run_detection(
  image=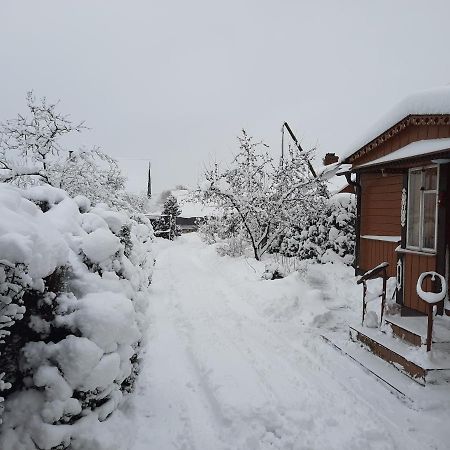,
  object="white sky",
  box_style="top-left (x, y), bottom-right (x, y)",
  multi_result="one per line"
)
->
top-left (1, 1), bottom-right (450, 193)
